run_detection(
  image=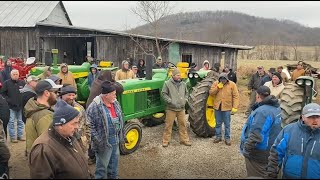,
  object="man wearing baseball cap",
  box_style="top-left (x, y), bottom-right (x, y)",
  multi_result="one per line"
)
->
top-left (267, 103), bottom-right (320, 179)
top-left (240, 86), bottom-right (282, 177)
top-left (24, 79), bottom-right (62, 154)
top-left (21, 75), bottom-right (40, 124)
top-left (29, 100), bottom-right (91, 178)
